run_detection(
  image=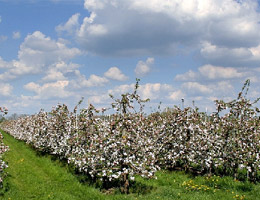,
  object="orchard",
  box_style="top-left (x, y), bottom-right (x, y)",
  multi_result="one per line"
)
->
top-left (1, 80), bottom-right (260, 192)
